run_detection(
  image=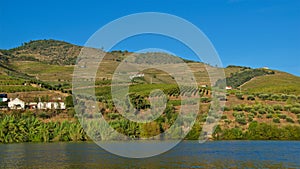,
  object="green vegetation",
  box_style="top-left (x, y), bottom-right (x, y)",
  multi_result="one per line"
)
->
top-left (241, 72), bottom-right (300, 95)
top-left (216, 68), bottom-right (274, 89)
top-left (5, 40), bottom-right (81, 65)
top-left (1, 39), bottom-right (300, 143)
top-left (214, 121), bottom-right (300, 140)
top-left (0, 114), bottom-right (87, 143)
